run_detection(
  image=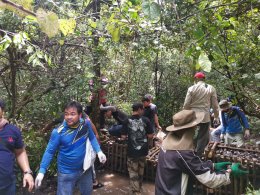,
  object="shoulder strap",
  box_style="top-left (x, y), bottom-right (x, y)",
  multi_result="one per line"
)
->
top-left (57, 124), bottom-right (65, 133)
